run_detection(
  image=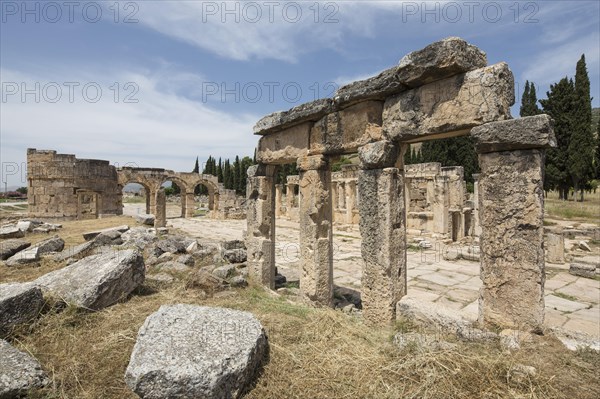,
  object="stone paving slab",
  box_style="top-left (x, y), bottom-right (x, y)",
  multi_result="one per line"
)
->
top-left (545, 295), bottom-right (588, 313)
